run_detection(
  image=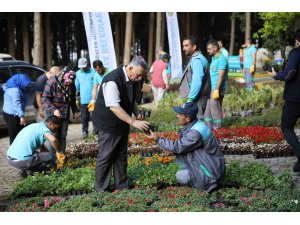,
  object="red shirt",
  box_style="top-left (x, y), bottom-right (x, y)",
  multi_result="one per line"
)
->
top-left (152, 60), bottom-right (167, 88)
